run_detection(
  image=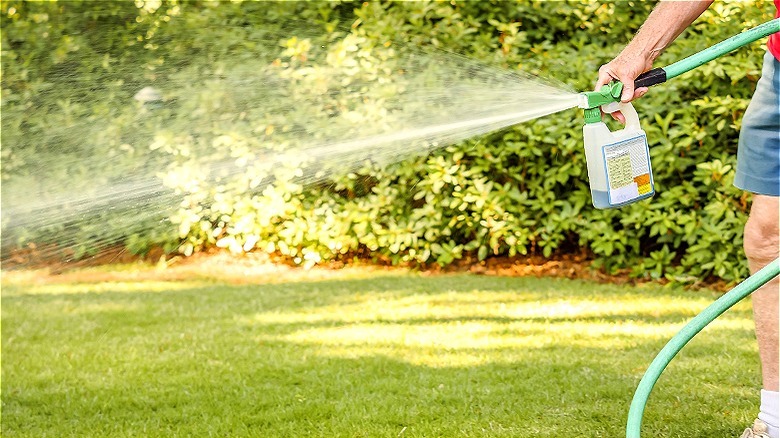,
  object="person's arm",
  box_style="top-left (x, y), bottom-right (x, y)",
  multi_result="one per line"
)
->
top-left (596, 0), bottom-right (713, 122)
